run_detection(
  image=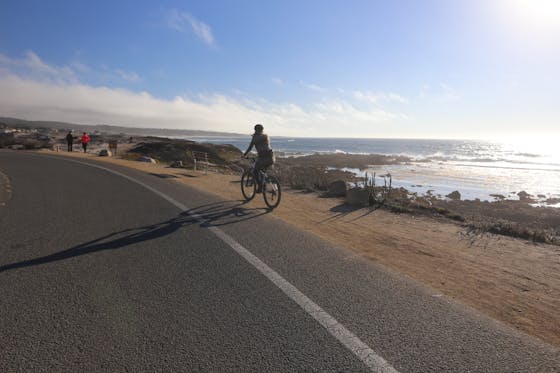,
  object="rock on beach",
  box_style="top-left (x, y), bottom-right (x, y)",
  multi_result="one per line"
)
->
top-left (446, 190), bottom-right (461, 200)
top-left (328, 180), bottom-right (347, 197)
